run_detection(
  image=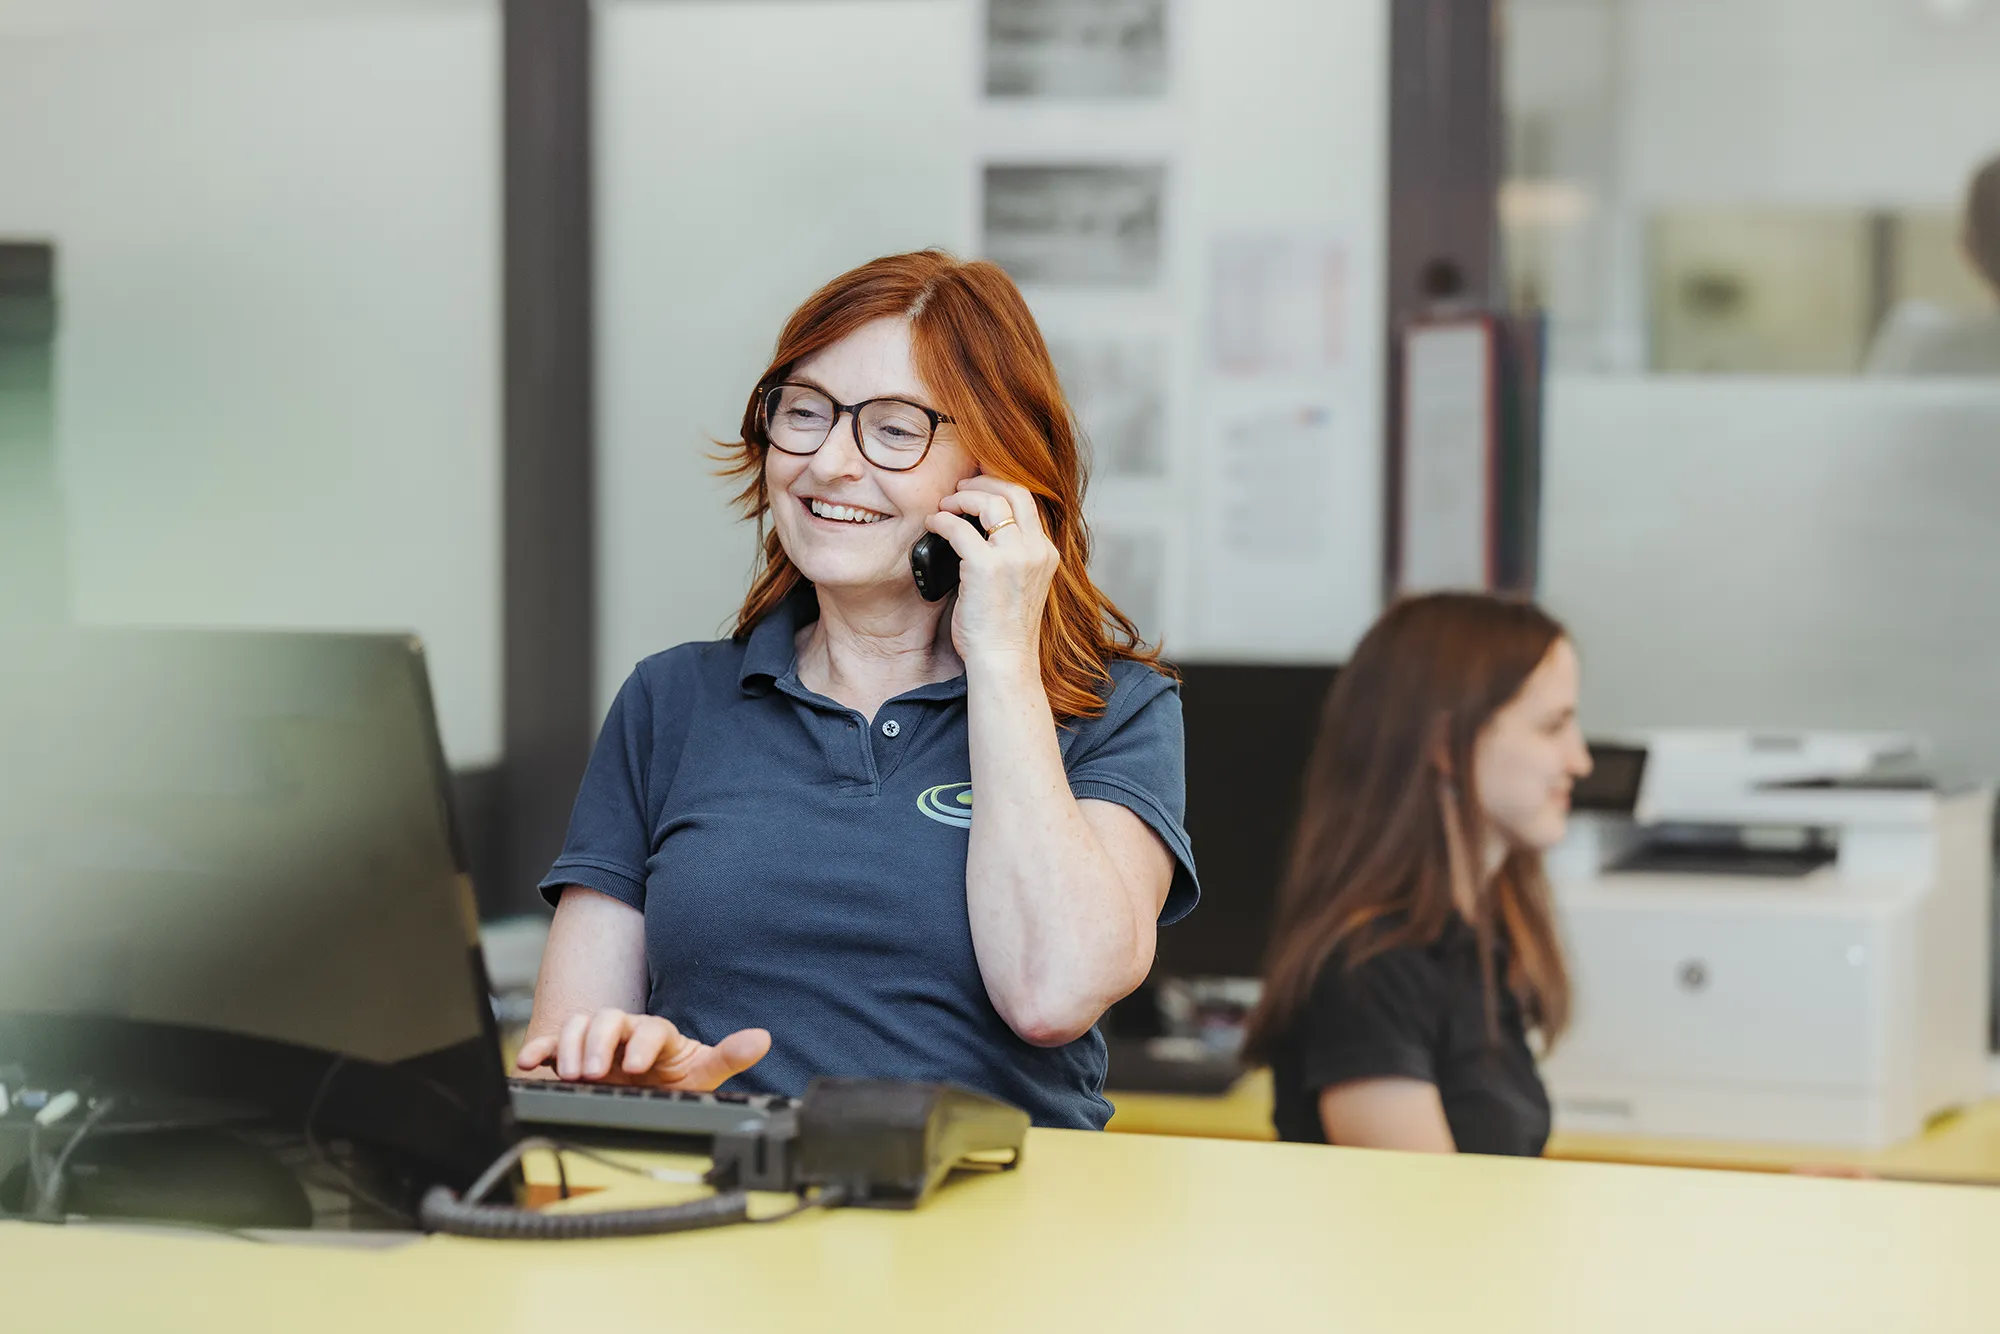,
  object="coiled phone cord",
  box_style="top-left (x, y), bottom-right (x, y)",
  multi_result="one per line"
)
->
top-left (418, 1136), bottom-right (836, 1240)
